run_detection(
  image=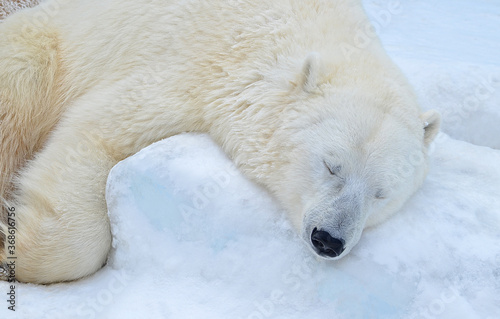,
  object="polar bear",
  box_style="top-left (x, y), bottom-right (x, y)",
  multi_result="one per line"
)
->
top-left (0, 0), bottom-right (440, 284)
